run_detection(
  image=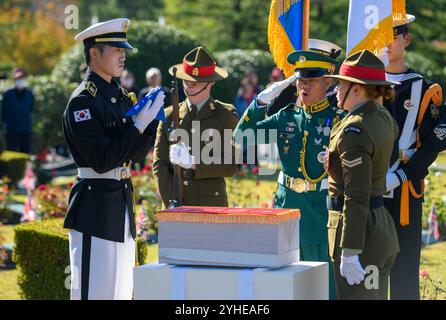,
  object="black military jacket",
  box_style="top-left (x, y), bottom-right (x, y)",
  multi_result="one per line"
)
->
top-left (62, 70), bottom-right (157, 242)
top-left (383, 69), bottom-right (442, 188)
